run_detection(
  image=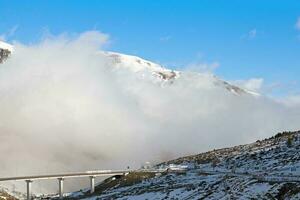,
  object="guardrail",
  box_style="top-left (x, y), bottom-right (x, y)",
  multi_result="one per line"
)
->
top-left (0, 170), bottom-right (133, 200)
top-left (0, 169), bottom-right (166, 200)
